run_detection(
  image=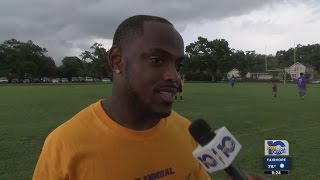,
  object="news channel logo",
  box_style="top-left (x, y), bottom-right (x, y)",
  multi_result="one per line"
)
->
top-left (197, 135), bottom-right (236, 168)
top-left (197, 154), bottom-right (218, 168)
top-left (264, 140), bottom-right (289, 156)
top-left (217, 136), bottom-right (236, 158)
